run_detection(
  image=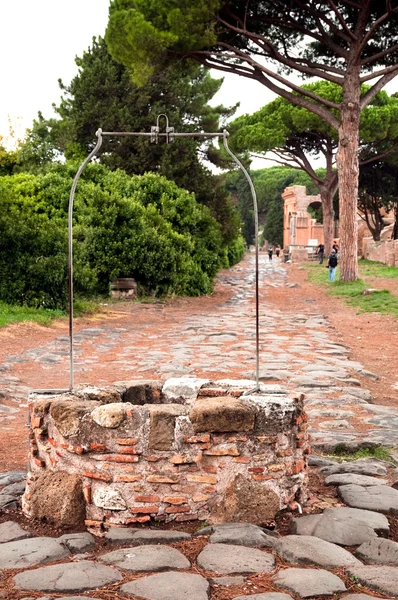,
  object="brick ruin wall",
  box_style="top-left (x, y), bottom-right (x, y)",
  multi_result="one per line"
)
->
top-left (23, 378), bottom-right (309, 529)
top-left (363, 238), bottom-right (398, 267)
